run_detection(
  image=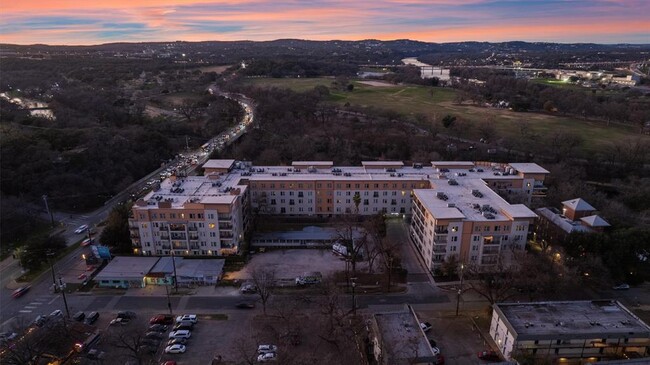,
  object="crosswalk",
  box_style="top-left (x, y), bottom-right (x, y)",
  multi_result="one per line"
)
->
top-left (17, 296), bottom-right (56, 314)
